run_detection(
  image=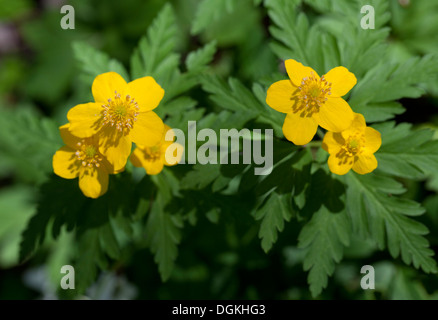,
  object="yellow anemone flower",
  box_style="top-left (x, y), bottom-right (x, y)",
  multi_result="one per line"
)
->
top-left (322, 113), bottom-right (382, 175)
top-left (52, 124), bottom-right (118, 199)
top-left (67, 72), bottom-right (165, 171)
top-left (130, 124), bottom-right (184, 175)
top-left (266, 59), bottom-right (357, 145)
